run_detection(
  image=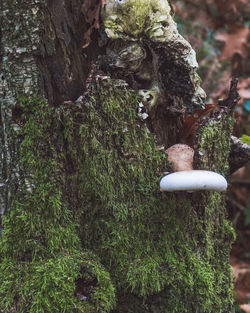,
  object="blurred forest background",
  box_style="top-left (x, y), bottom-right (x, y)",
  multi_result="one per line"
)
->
top-left (171, 0), bottom-right (250, 311)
